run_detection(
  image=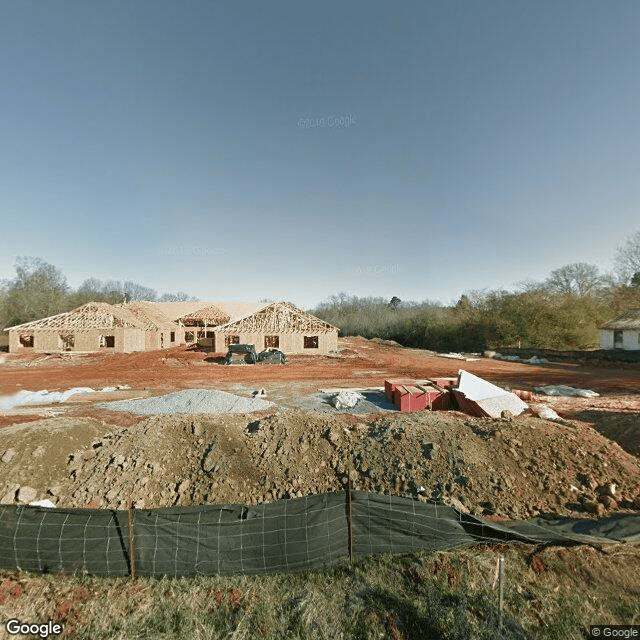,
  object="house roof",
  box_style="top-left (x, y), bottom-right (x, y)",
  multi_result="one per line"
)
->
top-left (176, 304), bottom-right (230, 325)
top-left (215, 302), bottom-right (269, 323)
top-left (116, 301), bottom-right (183, 331)
top-left (151, 301), bottom-right (210, 320)
top-left (599, 308), bottom-right (640, 330)
top-left (5, 302), bottom-right (152, 331)
top-left (152, 301), bottom-right (266, 324)
top-left (215, 301), bottom-right (338, 332)
top-left (5, 300), bottom-right (339, 334)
